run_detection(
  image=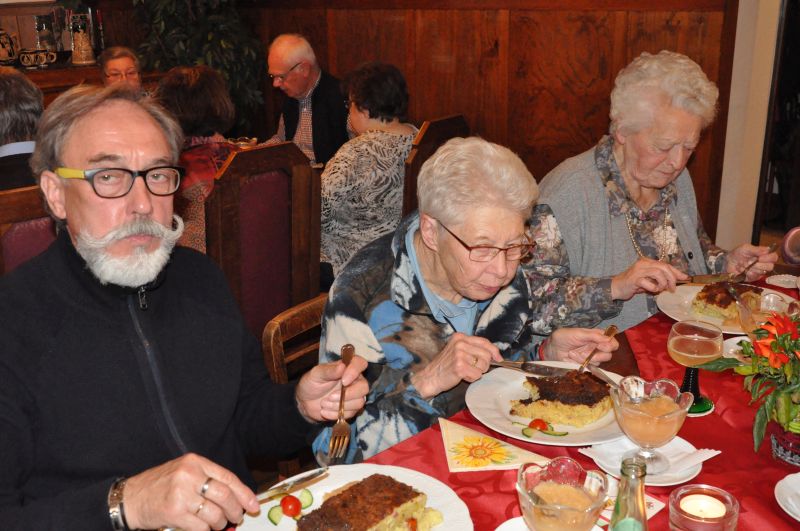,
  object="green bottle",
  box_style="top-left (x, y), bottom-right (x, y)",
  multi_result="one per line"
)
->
top-left (609, 457), bottom-right (648, 531)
